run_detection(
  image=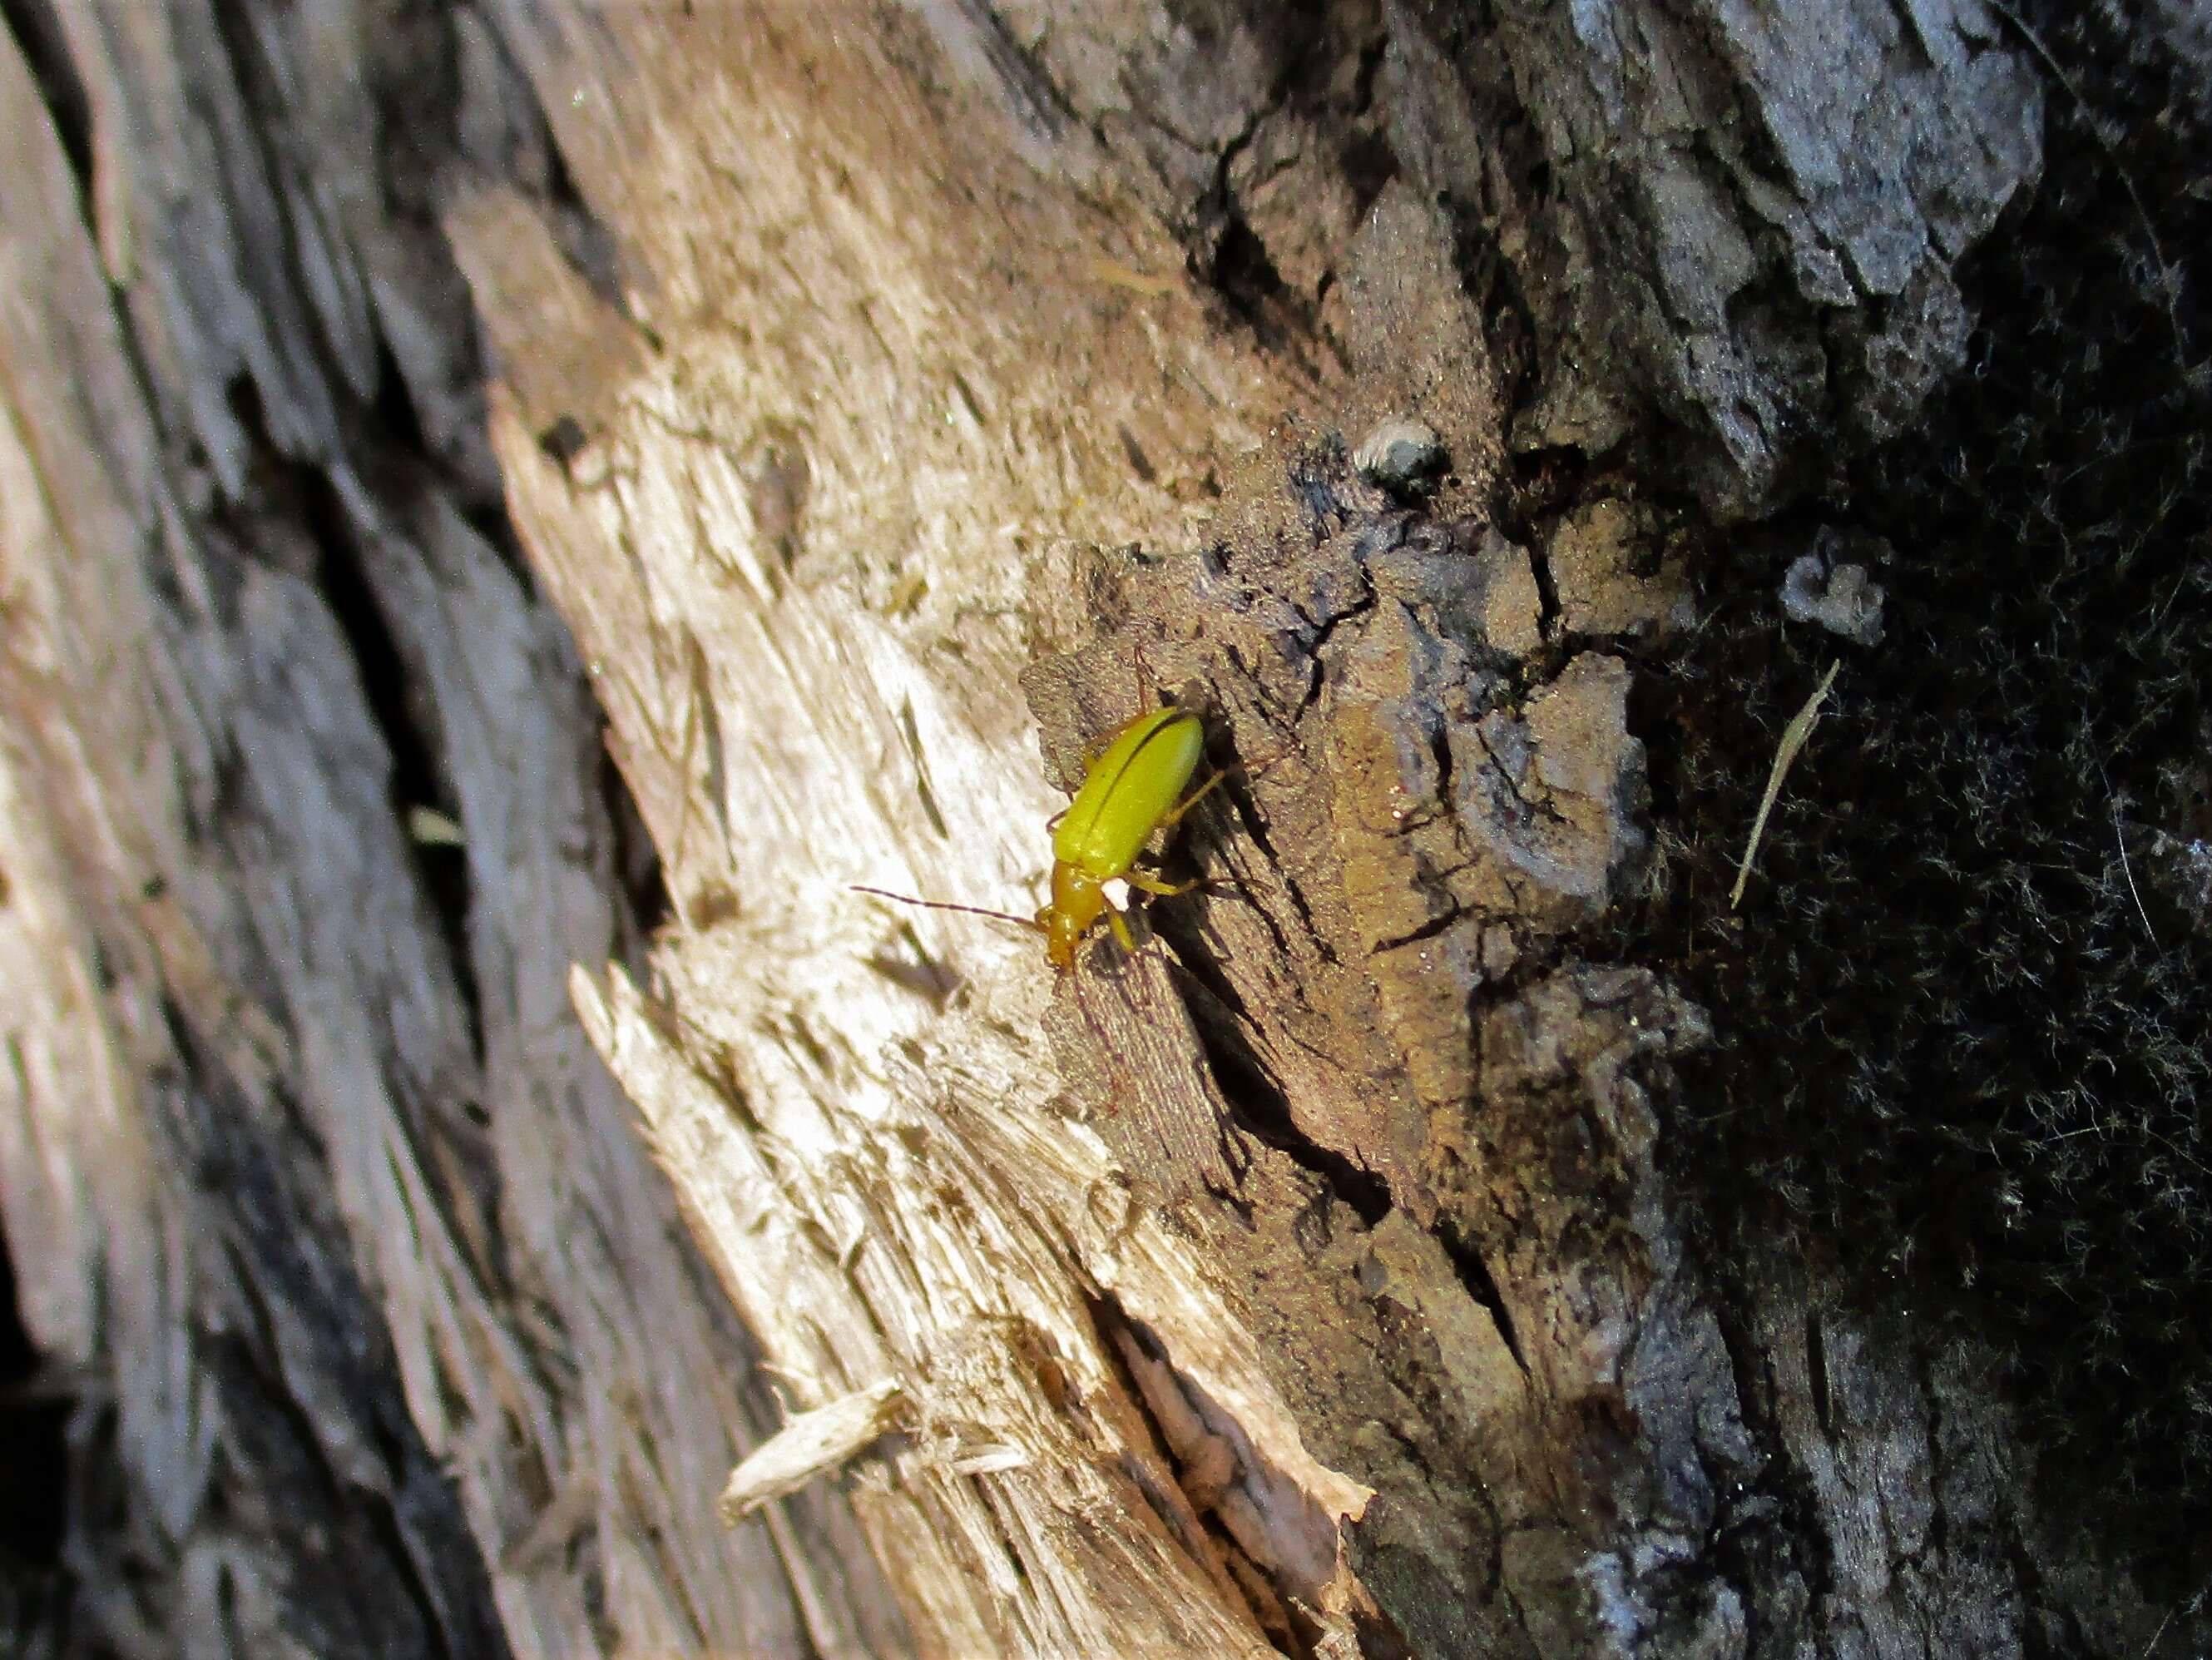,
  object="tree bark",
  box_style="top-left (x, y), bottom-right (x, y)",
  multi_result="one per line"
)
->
top-left (0, 2), bottom-right (2205, 1658)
